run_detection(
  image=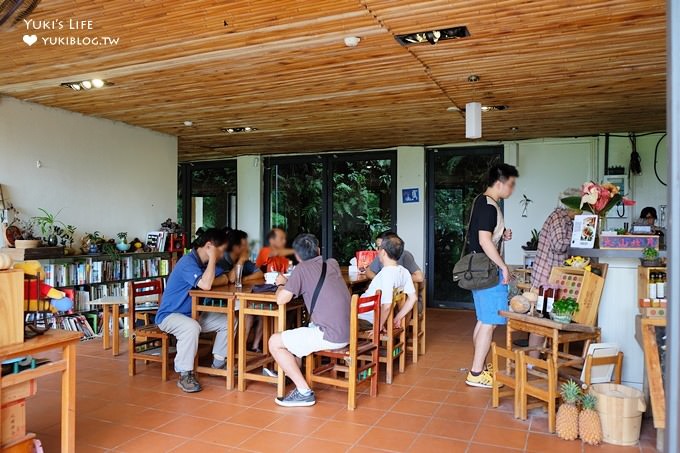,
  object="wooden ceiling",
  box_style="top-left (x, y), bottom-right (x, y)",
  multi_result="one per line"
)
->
top-left (0, 0), bottom-right (666, 161)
